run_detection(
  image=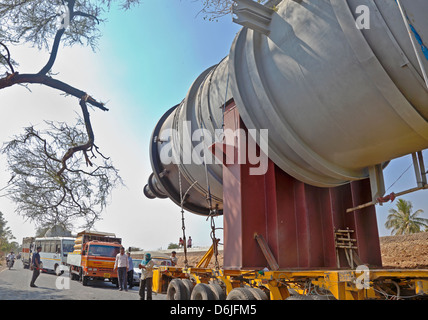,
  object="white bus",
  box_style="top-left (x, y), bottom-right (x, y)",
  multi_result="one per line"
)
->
top-left (34, 237), bottom-right (75, 275)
